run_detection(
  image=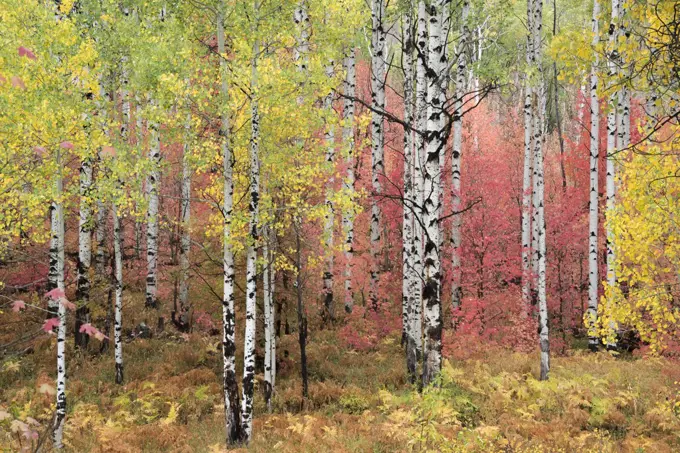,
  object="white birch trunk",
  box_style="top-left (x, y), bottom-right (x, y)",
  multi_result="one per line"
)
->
top-left (263, 227), bottom-right (275, 412)
top-left (451, 0), bottom-right (469, 312)
top-left (587, 0), bottom-right (600, 351)
top-left (135, 99), bottom-right (144, 258)
top-left (145, 99), bottom-right (160, 309)
top-left (422, 0), bottom-right (449, 387)
top-left (369, 0), bottom-right (386, 311)
top-left (402, 11), bottom-right (415, 349)
top-left (178, 110), bottom-right (192, 329)
top-left (113, 202), bottom-right (124, 384)
top-left (322, 59), bottom-right (336, 323)
top-left (411, 0), bottom-right (428, 371)
top-left (530, 0), bottom-right (550, 381)
top-left (52, 147), bottom-right (66, 448)
top-left (217, 5), bottom-right (241, 444)
top-left (75, 152), bottom-right (93, 348)
top-left (342, 49), bottom-right (356, 314)
top-left (241, 26), bottom-right (260, 442)
top-left (605, 0), bottom-right (620, 349)
top-left (521, 0), bottom-right (535, 311)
